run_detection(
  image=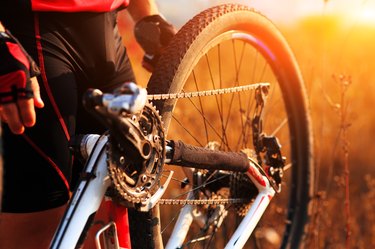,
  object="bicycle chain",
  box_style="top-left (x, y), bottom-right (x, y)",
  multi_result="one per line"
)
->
top-left (108, 83), bottom-right (268, 206)
top-left (147, 83), bottom-right (269, 100)
top-left (158, 198), bottom-right (247, 205)
top-left (149, 84), bottom-right (267, 207)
